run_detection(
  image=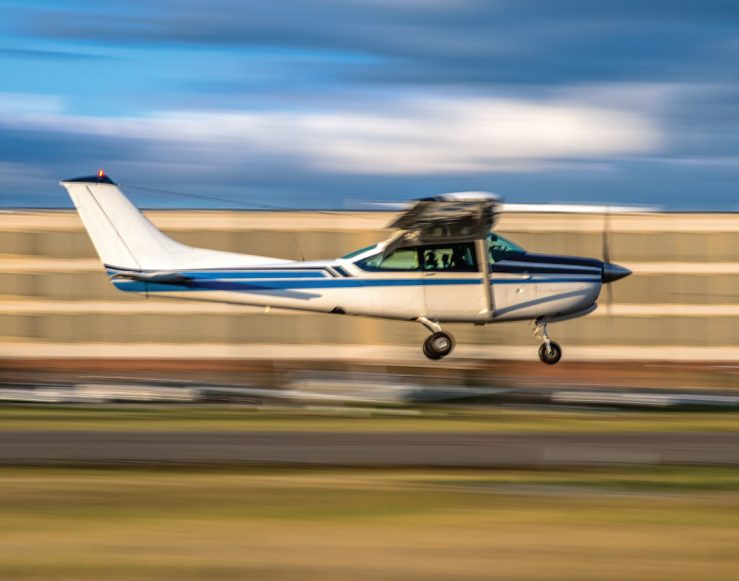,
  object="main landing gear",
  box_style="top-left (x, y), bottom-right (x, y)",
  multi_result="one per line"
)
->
top-left (534, 318), bottom-right (562, 365)
top-left (418, 317), bottom-right (455, 360)
top-left (416, 316), bottom-right (564, 364)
